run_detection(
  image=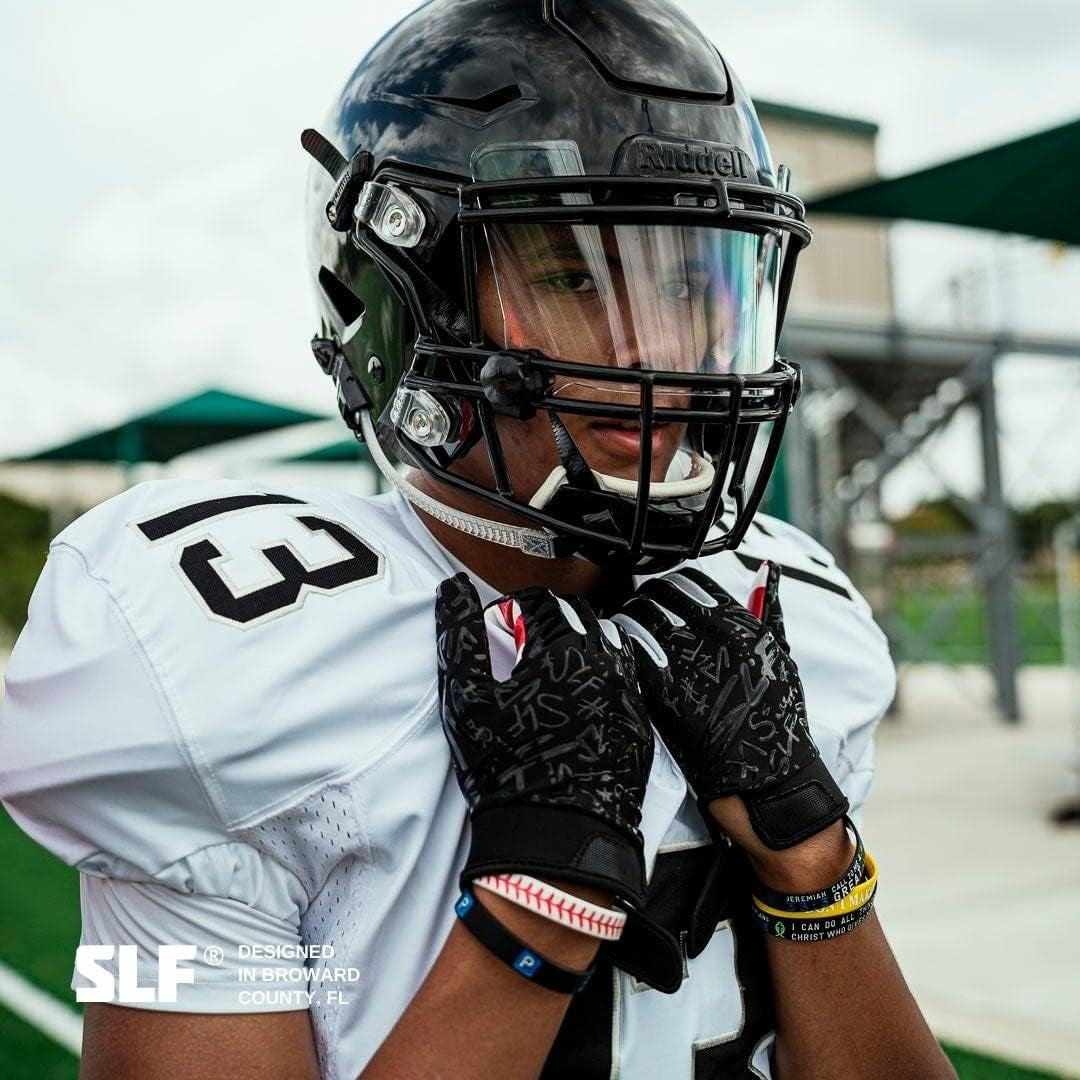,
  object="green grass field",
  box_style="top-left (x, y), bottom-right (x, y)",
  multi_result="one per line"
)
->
top-left (888, 581), bottom-right (1063, 665)
top-left (0, 804), bottom-right (82, 1077)
top-left (0, 810), bottom-right (1071, 1078)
